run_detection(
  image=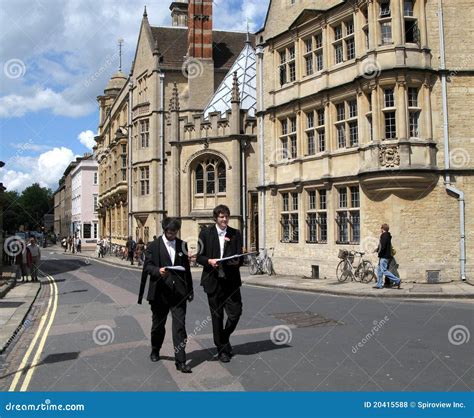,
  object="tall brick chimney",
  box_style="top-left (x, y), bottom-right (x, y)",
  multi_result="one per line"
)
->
top-left (187, 0), bottom-right (213, 58)
top-left (186, 0), bottom-right (214, 110)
